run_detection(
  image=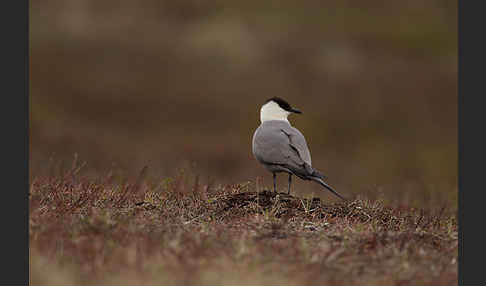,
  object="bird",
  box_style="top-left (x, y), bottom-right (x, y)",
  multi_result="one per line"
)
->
top-left (252, 97), bottom-right (345, 200)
